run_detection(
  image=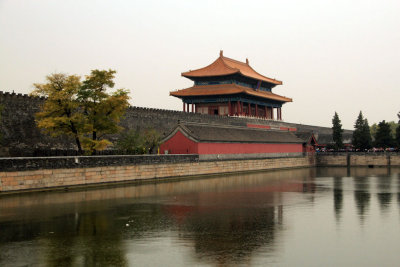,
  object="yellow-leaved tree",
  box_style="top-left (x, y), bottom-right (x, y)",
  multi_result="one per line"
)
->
top-left (77, 69), bottom-right (130, 155)
top-left (32, 70), bottom-right (130, 155)
top-left (31, 73), bottom-right (85, 154)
